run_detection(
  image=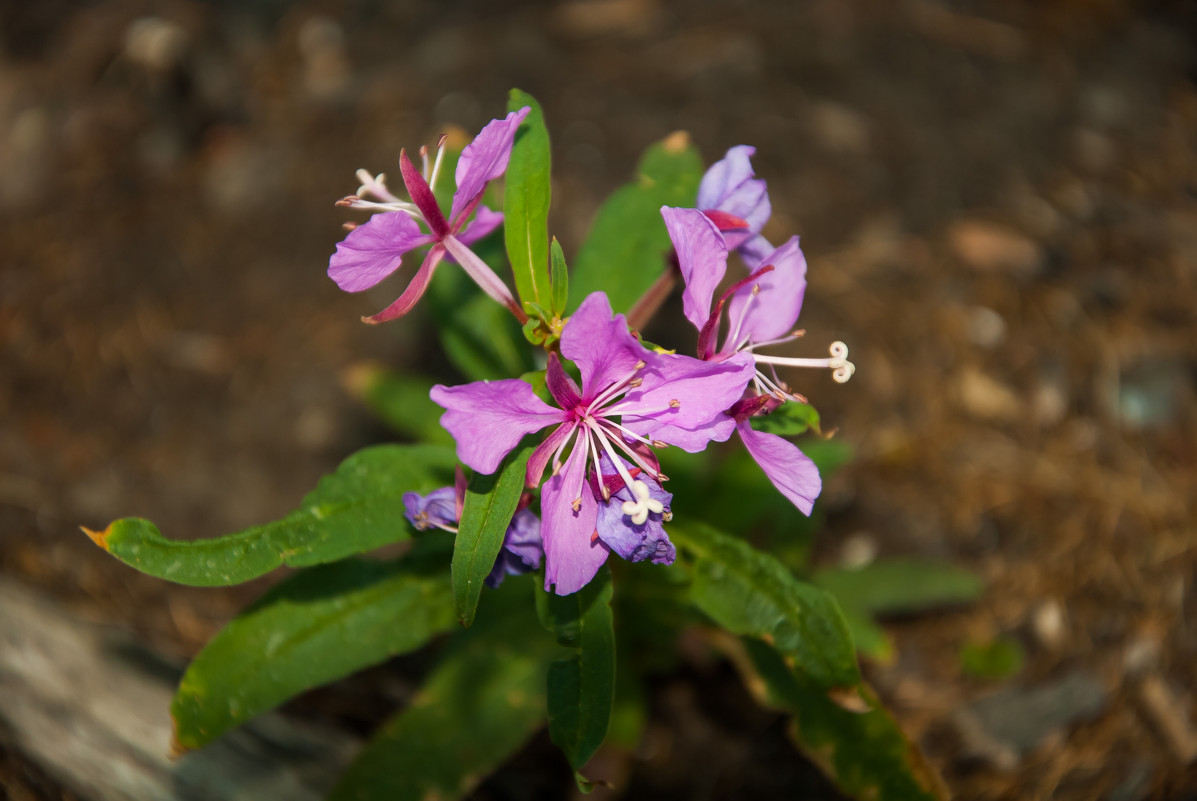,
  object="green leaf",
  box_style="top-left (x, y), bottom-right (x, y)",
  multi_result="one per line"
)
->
top-left (452, 444), bottom-right (533, 627)
top-left (504, 89), bottom-right (552, 308)
top-left (83, 445), bottom-right (457, 586)
top-left (671, 522), bottom-right (859, 690)
top-left (960, 636), bottom-right (1025, 680)
top-left (328, 578), bottom-right (557, 801)
top-left (550, 237), bottom-right (569, 317)
top-left (737, 637), bottom-right (949, 801)
top-left (171, 544), bottom-right (456, 750)
top-left (540, 569), bottom-right (615, 772)
top-left (571, 133), bottom-right (703, 314)
top-left (749, 401), bottom-right (821, 436)
top-left (343, 365), bottom-right (451, 445)
top-left (814, 558), bottom-right (985, 617)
